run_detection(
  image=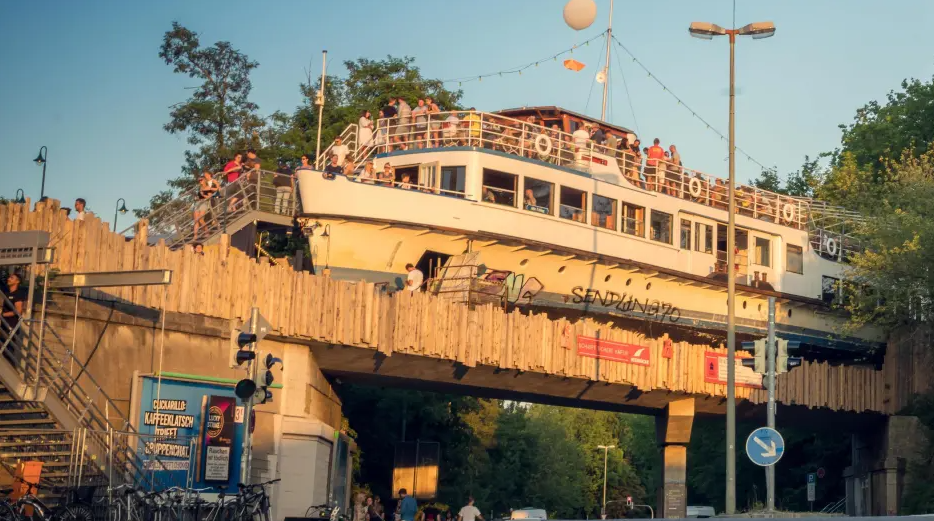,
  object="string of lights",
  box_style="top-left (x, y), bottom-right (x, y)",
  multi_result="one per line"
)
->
top-left (442, 30), bottom-right (607, 86)
top-left (611, 35), bottom-right (774, 173)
